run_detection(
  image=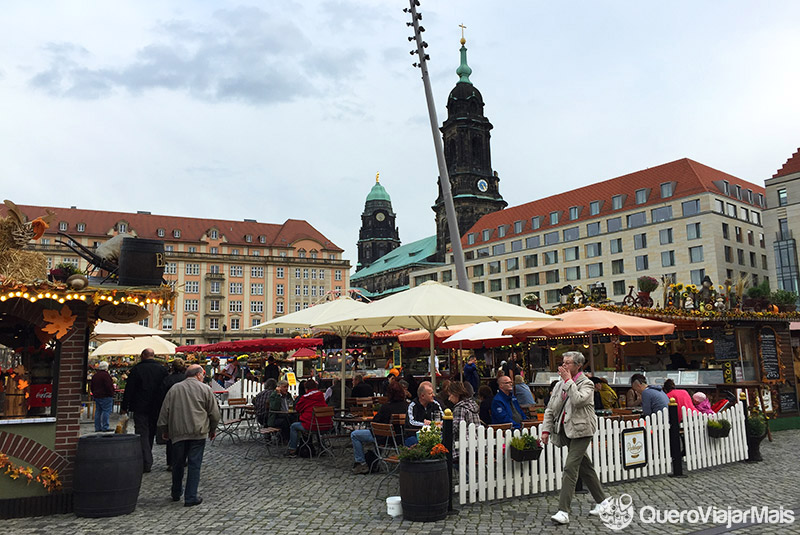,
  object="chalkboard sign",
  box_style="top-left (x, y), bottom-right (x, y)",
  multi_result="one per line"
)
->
top-left (713, 328), bottom-right (738, 361)
top-left (759, 327), bottom-right (782, 382)
top-left (780, 391), bottom-right (798, 413)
